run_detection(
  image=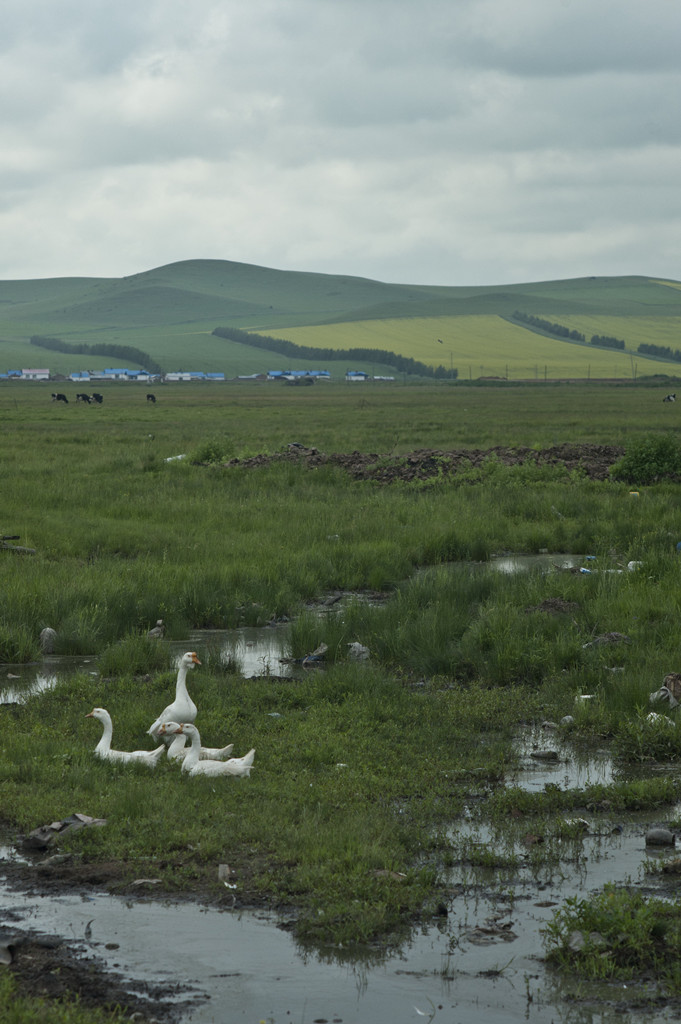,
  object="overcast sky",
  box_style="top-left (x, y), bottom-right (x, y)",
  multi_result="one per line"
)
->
top-left (2, 0), bottom-right (680, 286)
